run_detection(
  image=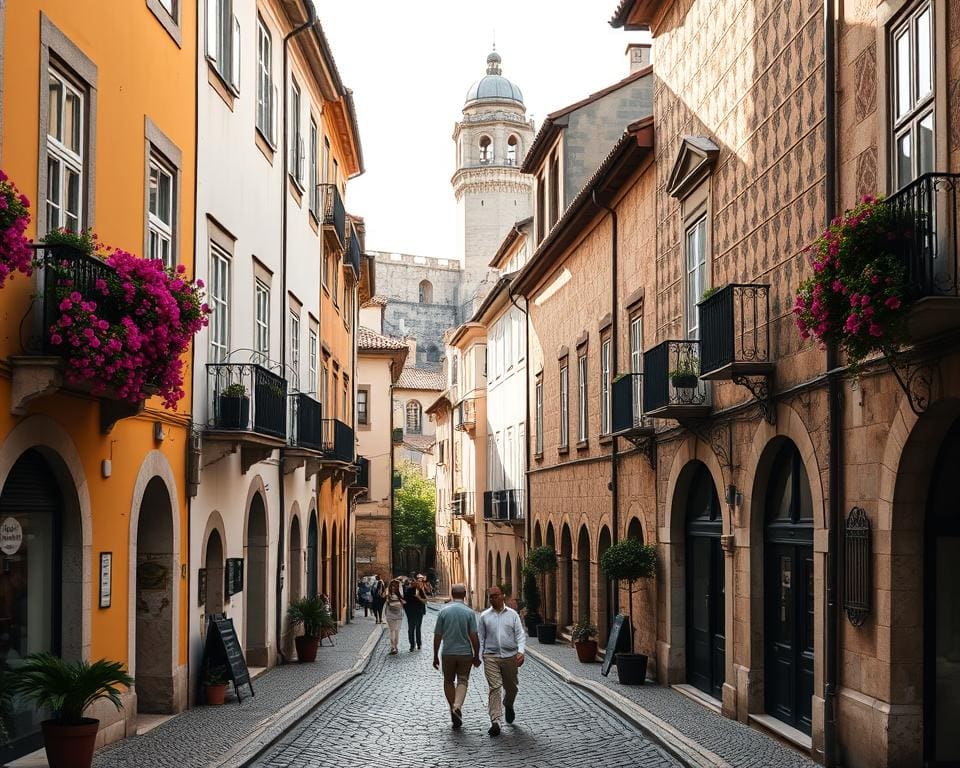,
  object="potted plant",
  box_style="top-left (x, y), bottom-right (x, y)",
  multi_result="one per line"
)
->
top-left (571, 617), bottom-right (599, 663)
top-left (40, 227), bottom-right (97, 261)
top-left (287, 596), bottom-right (333, 663)
top-left (203, 663), bottom-right (228, 706)
top-left (218, 383), bottom-right (249, 429)
top-left (669, 358), bottom-right (699, 390)
top-left (526, 546), bottom-right (558, 644)
top-left (699, 285), bottom-right (722, 303)
top-left (9, 652), bottom-right (133, 768)
top-left (599, 537), bottom-right (656, 685)
top-left (521, 568), bottom-right (542, 638)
